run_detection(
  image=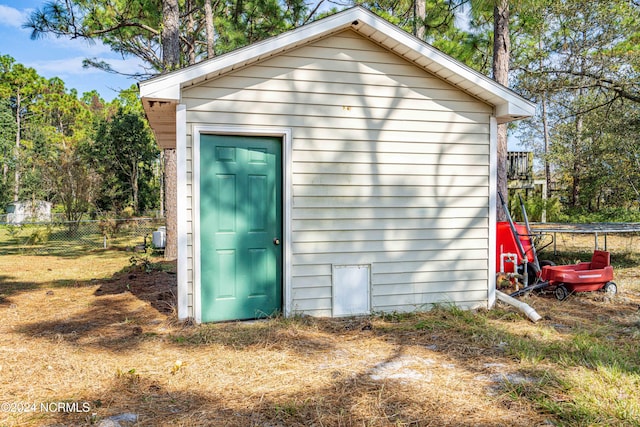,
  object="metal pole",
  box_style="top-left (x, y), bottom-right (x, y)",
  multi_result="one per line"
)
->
top-left (498, 192), bottom-right (527, 258)
top-left (518, 194), bottom-right (539, 269)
